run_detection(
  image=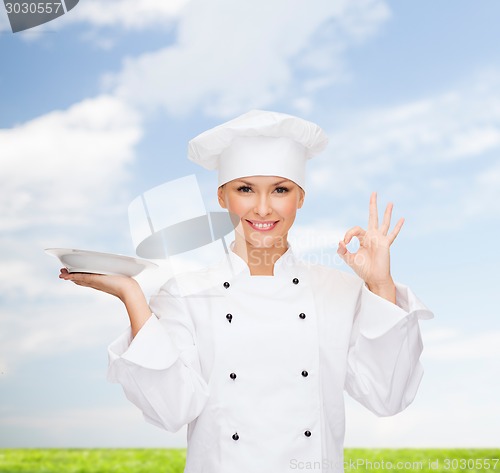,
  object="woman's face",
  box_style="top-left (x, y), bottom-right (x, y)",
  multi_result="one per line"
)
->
top-left (217, 175), bottom-right (305, 250)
